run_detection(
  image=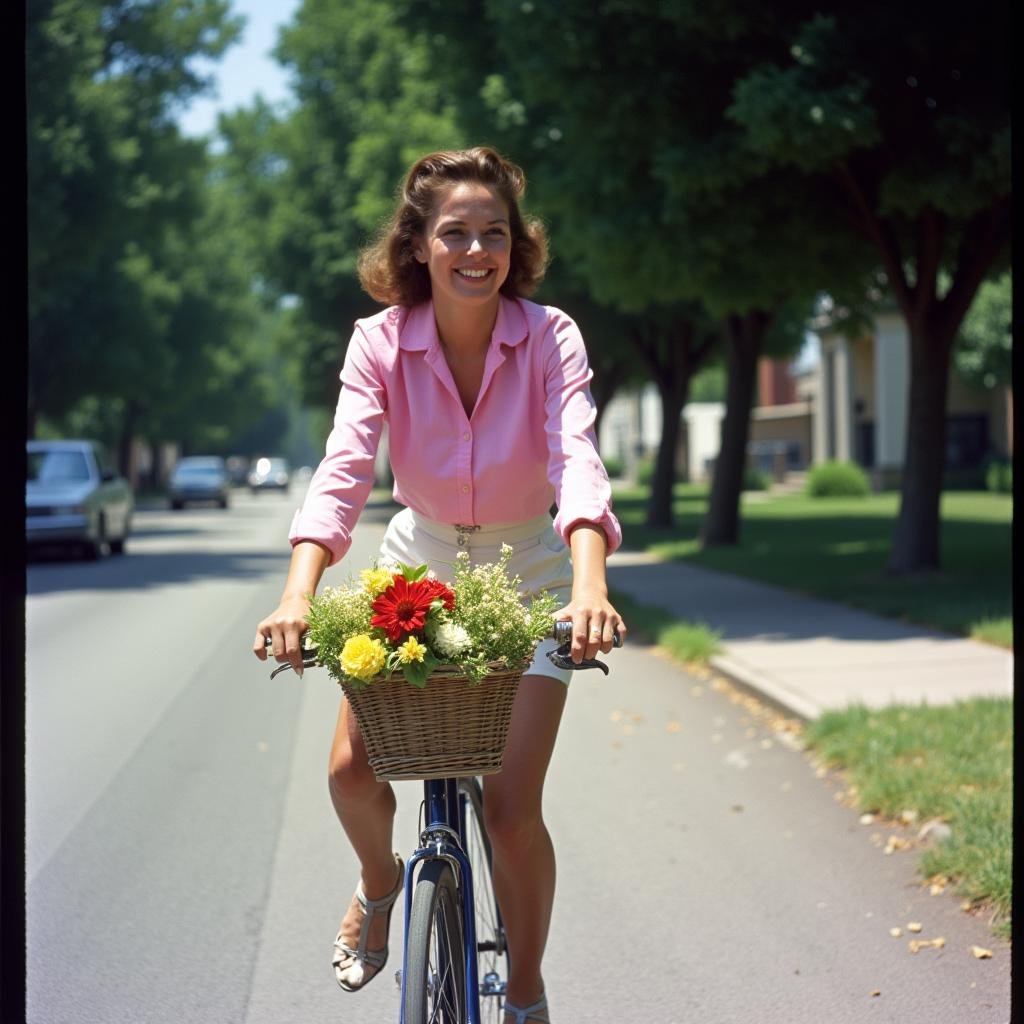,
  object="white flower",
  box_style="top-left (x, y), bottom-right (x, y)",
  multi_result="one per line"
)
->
top-left (434, 622), bottom-right (471, 657)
